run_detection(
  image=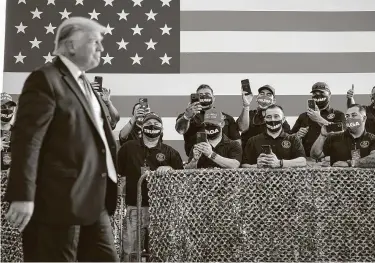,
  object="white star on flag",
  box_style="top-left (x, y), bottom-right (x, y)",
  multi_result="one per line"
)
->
top-left (47, 0), bottom-right (56, 5)
top-left (31, 8), bottom-right (43, 19)
top-left (145, 10), bottom-right (157, 21)
top-left (130, 53), bottom-right (143, 65)
top-left (14, 52), bottom-right (26, 63)
top-left (160, 0), bottom-right (172, 7)
top-left (103, 0), bottom-right (115, 6)
top-left (132, 0), bottom-right (143, 7)
top-left (116, 39), bottom-right (129, 50)
top-left (145, 39), bottom-right (157, 50)
top-left (160, 24), bottom-right (171, 35)
top-left (117, 10), bottom-right (129, 21)
top-left (45, 23), bottom-right (56, 34)
top-left (18, 0), bottom-right (26, 4)
top-left (15, 22), bottom-right (27, 34)
top-left (131, 24), bottom-right (143, 35)
top-left (102, 53), bottom-right (114, 65)
top-left (43, 52), bottom-right (55, 63)
top-left (75, 0), bottom-right (84, 5)
top-left (59, 9), bottom-right (71, 20)
top-left (104, 24), bottom-right (114, 35)
top-left (89, 9), bottom-right (100, 20)
top-left (29, 37), bottom-right (42, 49)
top-left (160, 53), bottom-right (172, 65)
